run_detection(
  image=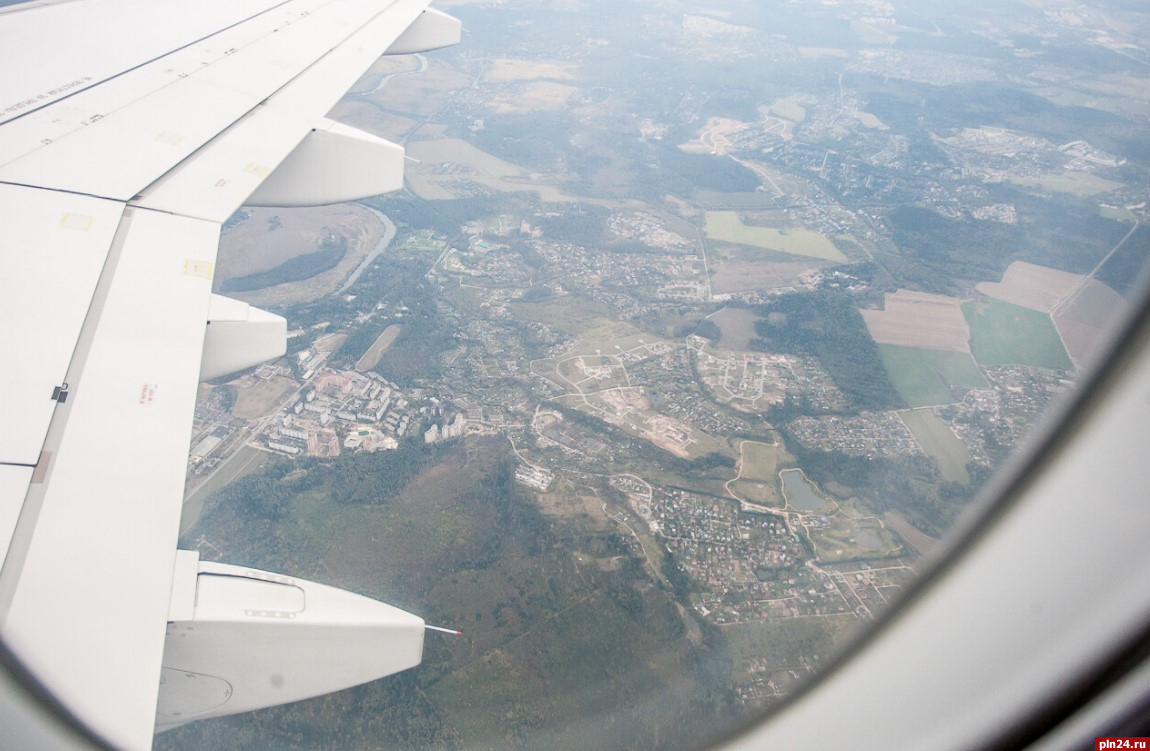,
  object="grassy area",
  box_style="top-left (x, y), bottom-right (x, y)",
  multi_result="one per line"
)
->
top-left (231, 375), bottom-right (299, 419)
top-left (808, 515), bottom-right (904, 563)
top-left (405, 137), bottom-right (583, 203)
top-left (731, 478), bottom-right (781, 507)
top-left (878, 344), bottom-right (987, 407)
top-left (768, 96), bottom-right (808, 122)
top-left (854, 110), bottom-right (886, 129)
top-left (510, 296), bottom-right (616, 336)
top-left (740, 441), bottom-right (778, 481)
top-left (1100, 205), bottom-right (1137, 222)
top-left (704, 211), bottom-right (847, 261)
top-left (1006, 172), bottom-right (1124, 197)
top-left (899, 408), bottom-right (971, 484)
top-left (710, 307), bottom-right (763, 350)
top-left (732, 441), bottom-right (781, 506)
top-left (722, 615), bottom-right (859, 688)
top-left (694, 190), bottom-right (778, 210)
top-left (963, 299), bottom-right (1073, 369)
